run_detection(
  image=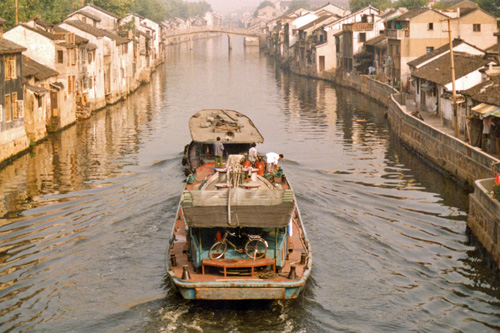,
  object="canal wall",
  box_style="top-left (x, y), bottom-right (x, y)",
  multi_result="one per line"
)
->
top-left (282, 59), bottom-right (500, 268)
top-left (284, 61), bottom-right (500, 187)
top-left (468, 179), bottom-right (500, 270)
top-left (387, 94), bottom-right (498, 189)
